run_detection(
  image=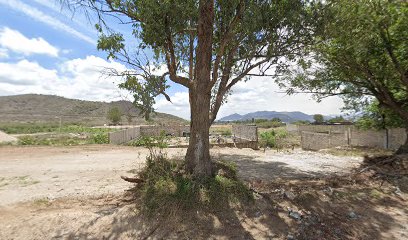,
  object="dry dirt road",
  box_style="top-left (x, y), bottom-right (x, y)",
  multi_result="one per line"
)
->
top-left (1, 145), bottom-right (407, 240)
top-left (0, 145), bottom-right (363, 206)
